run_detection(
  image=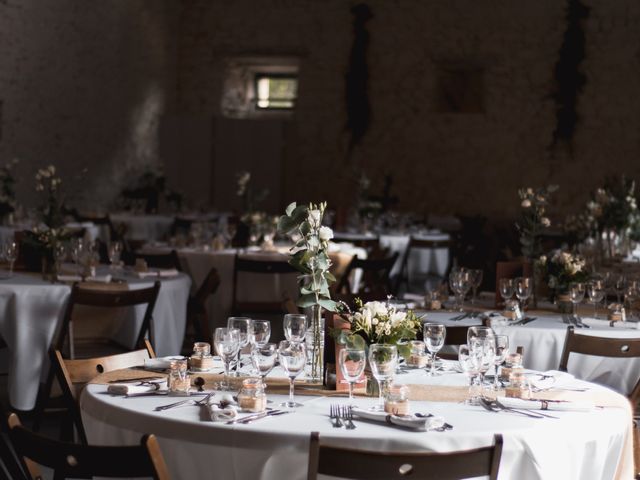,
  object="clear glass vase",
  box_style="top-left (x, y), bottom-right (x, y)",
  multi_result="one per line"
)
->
top-left (305, 304), bottom-right (324, 383)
